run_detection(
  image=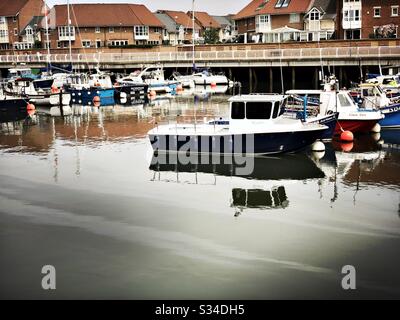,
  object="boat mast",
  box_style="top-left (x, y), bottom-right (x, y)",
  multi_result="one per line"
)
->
top-left (67, 0), bottom-right (73, 66)
top-left (43, 0), bottom-right (51, 72)
top-left (192, 0), bottom-right (195, 71)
